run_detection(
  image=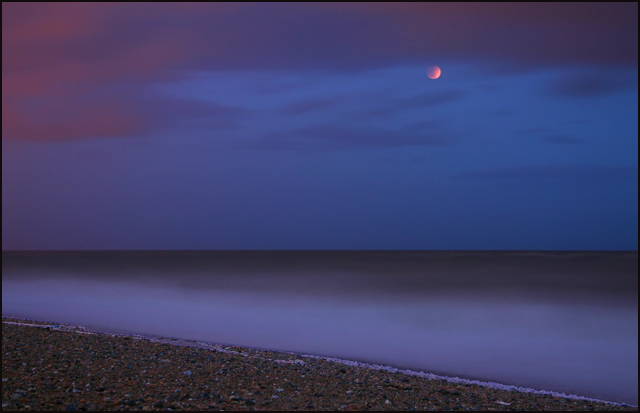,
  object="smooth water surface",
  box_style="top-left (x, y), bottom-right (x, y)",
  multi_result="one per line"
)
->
top-left (2, 251), bottom-right (637, 404)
